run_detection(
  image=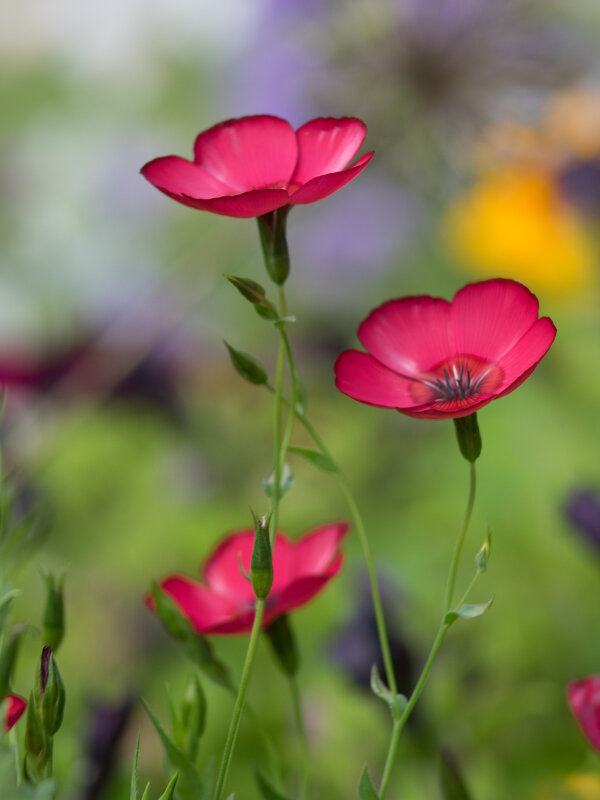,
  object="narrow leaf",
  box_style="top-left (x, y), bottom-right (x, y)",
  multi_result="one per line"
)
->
top-left (130, 732), bottom-right (141, 800)
top-left (255, 770), bottom-right (291, 800)
top-left (225, 275), bottom-right (267, 303)
top-left (224, 342), bottom-right (268, 385)
top-left (288, 446), bottom-right (338, 473)
top-left (157, 773), bottom-right (179, 800)
top-left (444, 597), bottom-right (494, 625)
top-left (358, 765), bottom-right (380, 800)
top-left (140, 784), bottom-right (151, 800)
top-left (369, 664), bottom-right (408, 718)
